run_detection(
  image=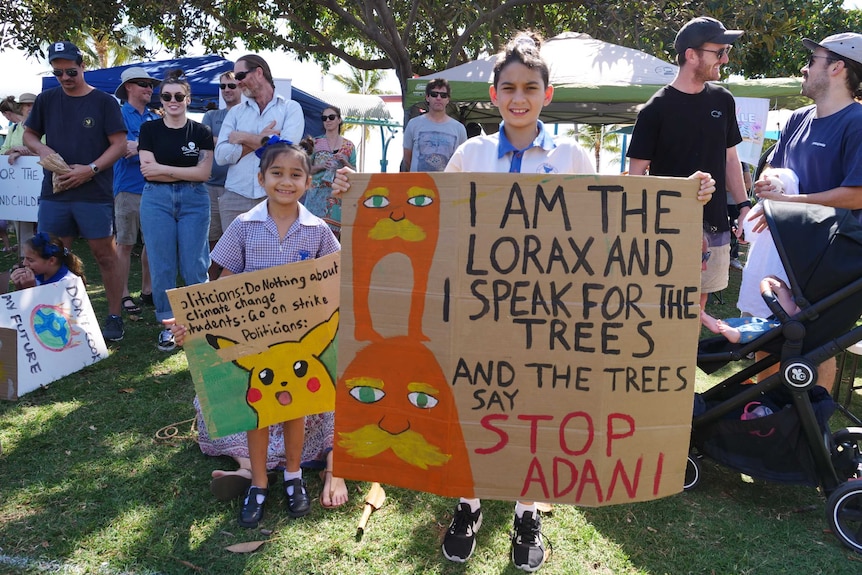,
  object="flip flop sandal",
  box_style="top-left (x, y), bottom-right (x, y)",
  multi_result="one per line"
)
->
top-left (210, 470), bottom-right (279, 501)
top-left (122, 296), bottom-right (142, 318)
top-left (210, 473), bottom-right (252, 501)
